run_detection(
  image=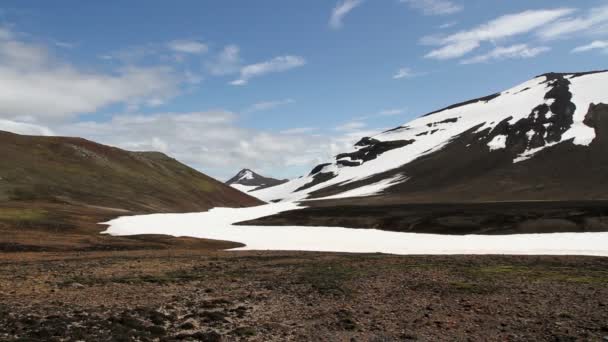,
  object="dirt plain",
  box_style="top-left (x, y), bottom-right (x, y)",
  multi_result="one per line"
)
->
top-left (1, 201), bottom-right (608, 341)
top-left (2, 250), bottom-right (608, 341)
